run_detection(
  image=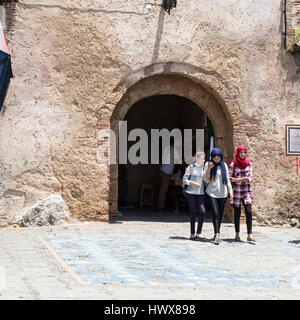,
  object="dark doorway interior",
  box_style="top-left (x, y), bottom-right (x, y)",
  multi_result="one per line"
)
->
top-left (118, 95), bottom-right (214, 217)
